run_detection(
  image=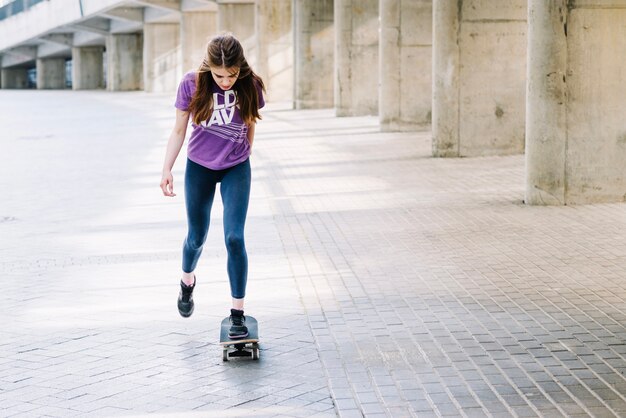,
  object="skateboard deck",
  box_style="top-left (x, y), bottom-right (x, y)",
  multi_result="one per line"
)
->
top-left (220, 315), bottom-right (259, 361)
